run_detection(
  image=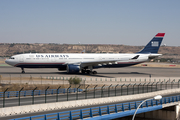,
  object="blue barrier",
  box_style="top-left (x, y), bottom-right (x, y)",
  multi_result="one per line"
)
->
top-left (0, 88), bottom-right (83, 98)
top-left (12, 95), bottom-right (180, 120)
